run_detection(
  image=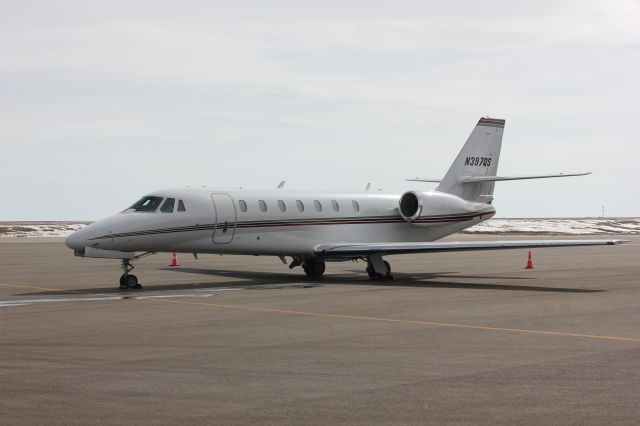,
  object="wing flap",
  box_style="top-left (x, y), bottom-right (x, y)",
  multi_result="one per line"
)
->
top-left (315, 239), bottom-right (627, 257)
